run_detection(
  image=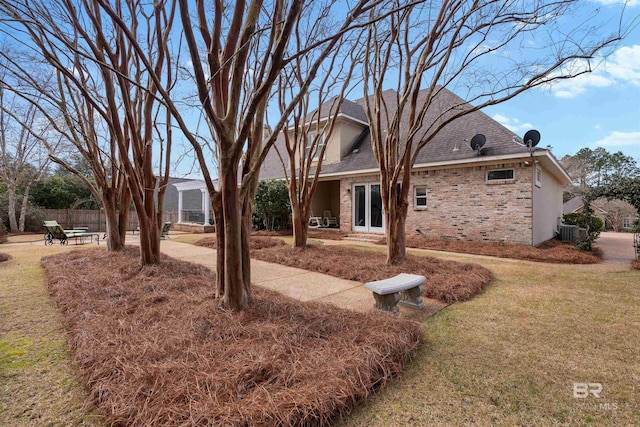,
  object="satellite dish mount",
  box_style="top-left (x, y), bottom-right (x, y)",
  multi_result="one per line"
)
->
top-left (469, 133), bottom-right (486, 156)
top-left (523, 129), bottom-right (540, 156)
